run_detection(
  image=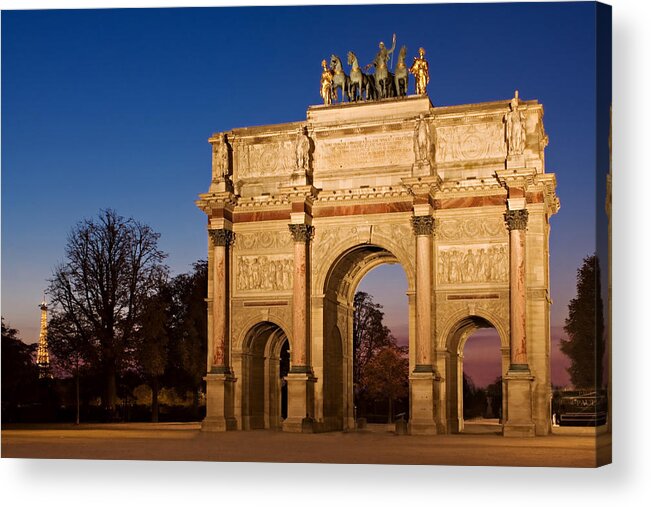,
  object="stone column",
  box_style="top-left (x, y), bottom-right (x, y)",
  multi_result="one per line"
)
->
top-left (209, 229), bottom-right (234, 371)
top-left (202, 228), bottom-right (237, 432)
top-left (503, 208), bottom-right (535, 437)
top-left (283, 223), bottom-right (316, 432)
top-left (505, 209), bottom-right (529, 369)
top-left (412, 216), bottom-right (434, 370)
top-left (408, 215), bottom-right (438, 435)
